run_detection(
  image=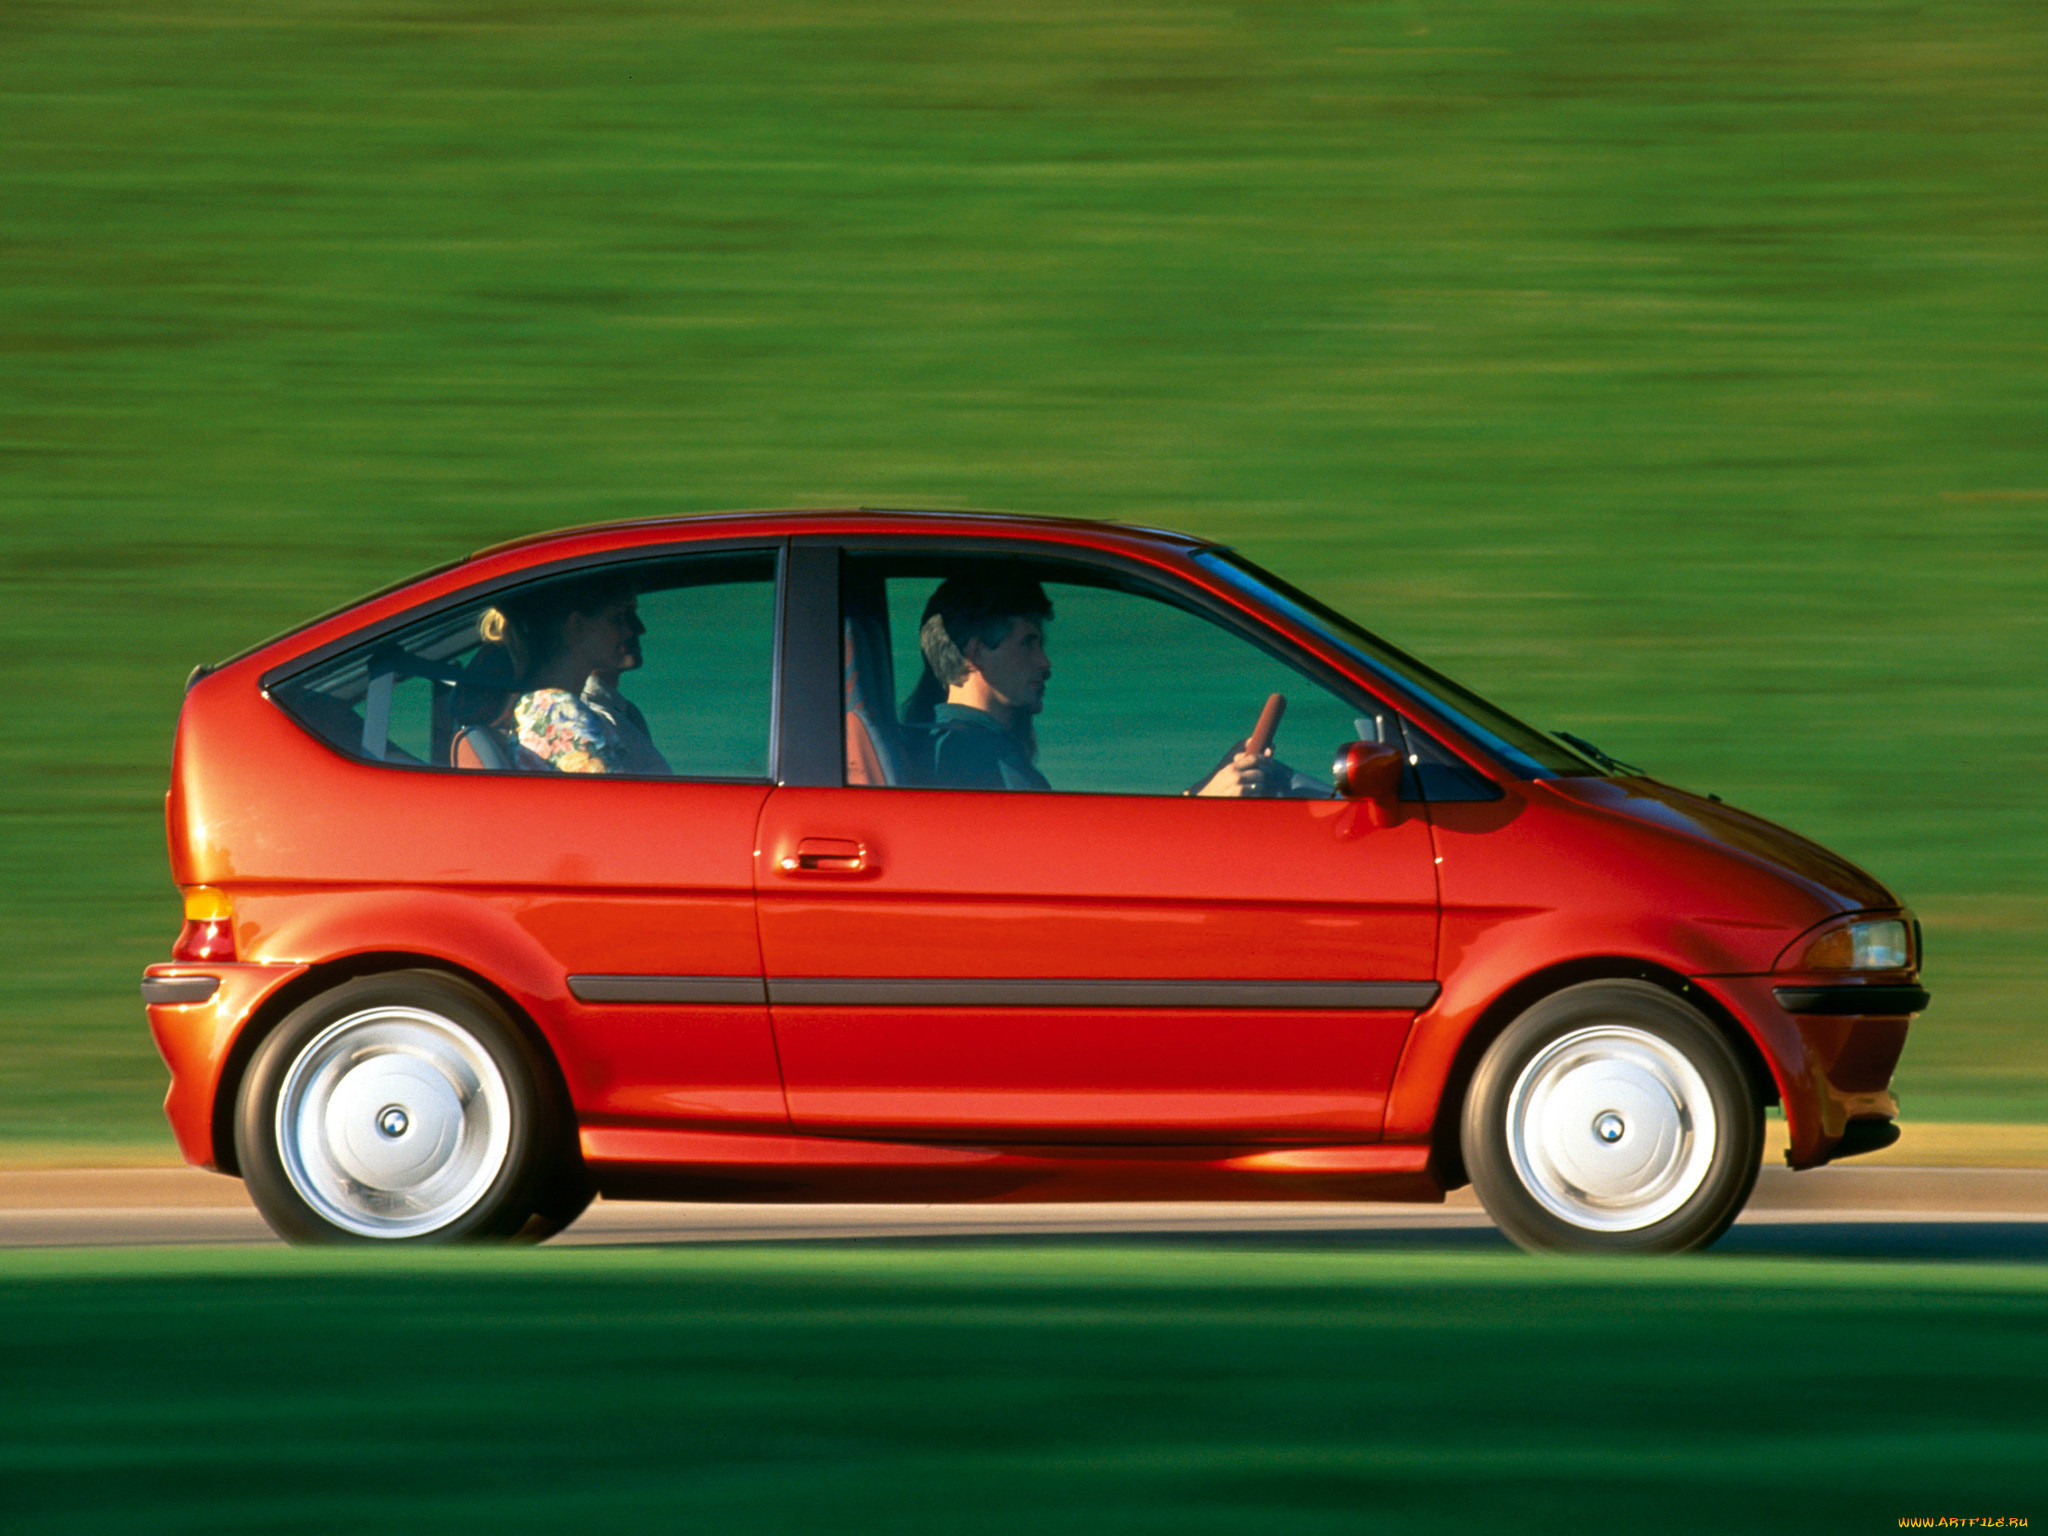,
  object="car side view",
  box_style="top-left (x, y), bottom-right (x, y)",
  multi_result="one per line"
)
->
top-left (142, 510), bottom-right (1927, 1252)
